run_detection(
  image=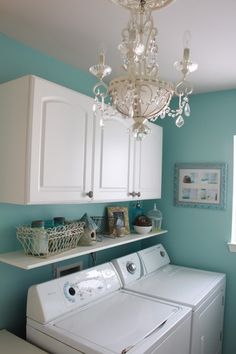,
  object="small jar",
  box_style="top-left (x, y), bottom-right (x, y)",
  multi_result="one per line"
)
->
top-left (31, 220), bottom-right (45, 229)
top-left (31, 220), bottom-right (48, 256)
top-left (53, 217), bottom-right (65, 227)
top-left (44, 219), bottom-right (54, 229)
